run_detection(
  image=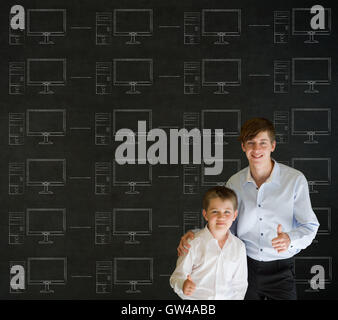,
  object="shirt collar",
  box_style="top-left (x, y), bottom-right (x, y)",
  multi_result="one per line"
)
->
top-left (201, 224), bottom-right (232, 244)
top-left (243, 158), bottom-right (281, 187)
